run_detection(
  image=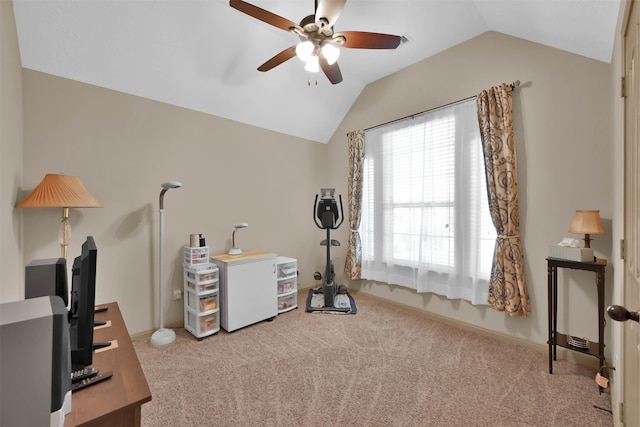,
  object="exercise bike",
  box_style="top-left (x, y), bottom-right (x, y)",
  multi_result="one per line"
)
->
top-left (310, 188), bottom-right (349, 311)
